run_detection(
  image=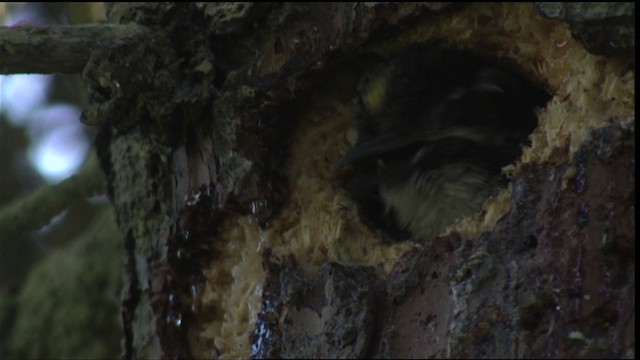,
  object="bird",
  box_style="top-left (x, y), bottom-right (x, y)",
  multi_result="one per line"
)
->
top-left (338, 45), bottom-right (550, 242)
